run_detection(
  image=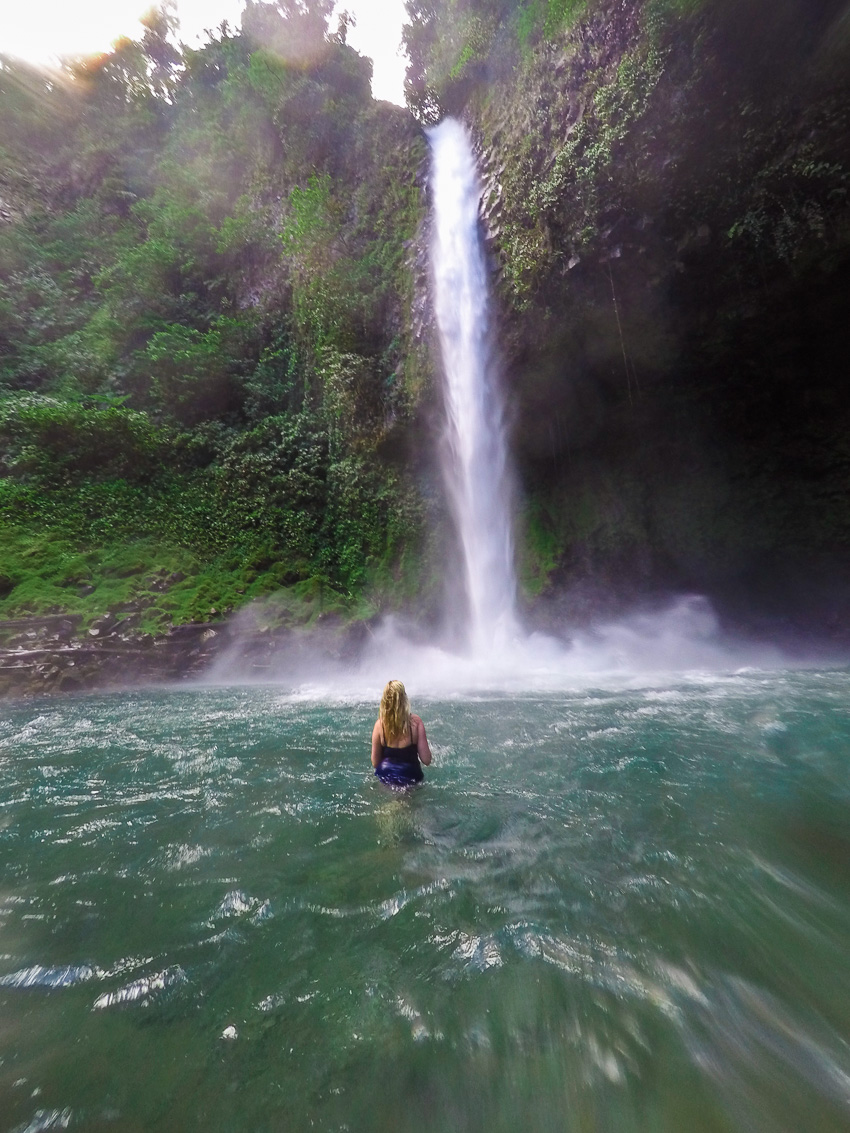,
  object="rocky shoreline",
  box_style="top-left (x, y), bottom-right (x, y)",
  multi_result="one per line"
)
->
top-left (0, 615), bottom-right (227, 699)
top-left (0, 610), bottom-right (375, 700)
